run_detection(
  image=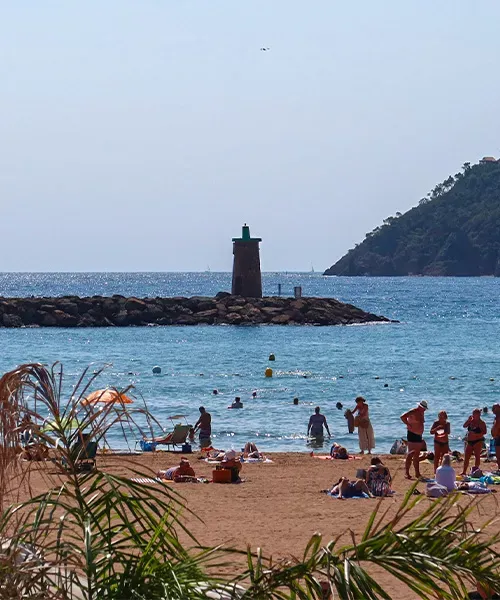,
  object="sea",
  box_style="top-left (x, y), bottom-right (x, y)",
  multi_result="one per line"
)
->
top-left (1, 272), bottom-right (499, 454)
